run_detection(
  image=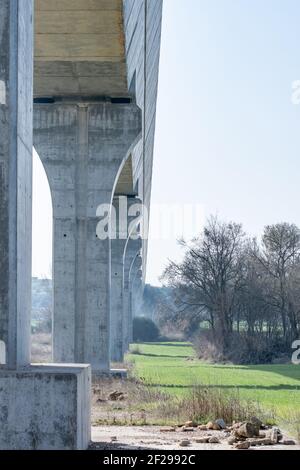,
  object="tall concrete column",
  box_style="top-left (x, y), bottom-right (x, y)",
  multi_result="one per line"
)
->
top-left (34, 103), bottom-right (142, 372)
top-left (129, 259), bottom-right (143, 343)
top-left (0, 2), bottom-right (91, 449)
top-left (0, 0), bottom-right (33, 369)
top-left (122, 238), bottom-right (142, 353)
top-left (131, 273), bottom-right (144, 326)
top-left (110, 196), bottom-right (141, 363)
